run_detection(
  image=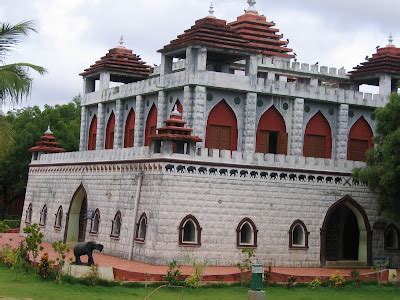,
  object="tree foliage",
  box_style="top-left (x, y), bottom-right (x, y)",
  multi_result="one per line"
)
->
top-left (0, 98), bottom-right (81, 218)
top-left (354, 93), bottom-right (400, 218)
top-left (0, 20), bottom-right (46, 158)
